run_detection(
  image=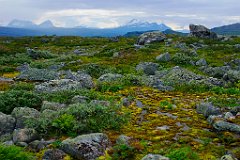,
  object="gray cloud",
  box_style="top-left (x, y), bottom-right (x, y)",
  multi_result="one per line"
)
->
top-left (0, 0), bottom-right (239, 29)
